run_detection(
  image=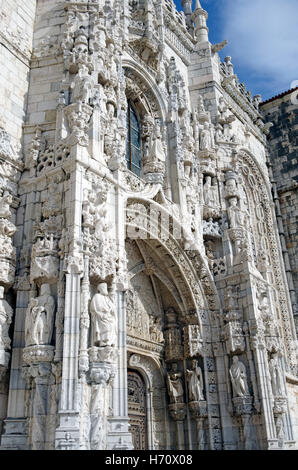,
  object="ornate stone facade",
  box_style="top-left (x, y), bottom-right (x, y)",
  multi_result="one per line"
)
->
top-left (0, 0), bottom-right (297, 451)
